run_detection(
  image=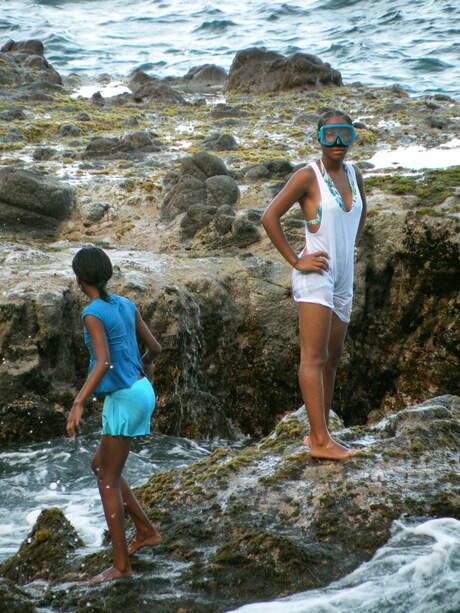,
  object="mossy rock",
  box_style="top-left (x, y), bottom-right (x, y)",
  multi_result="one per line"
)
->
top-left (0, 507), bottom-right (84, 584)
